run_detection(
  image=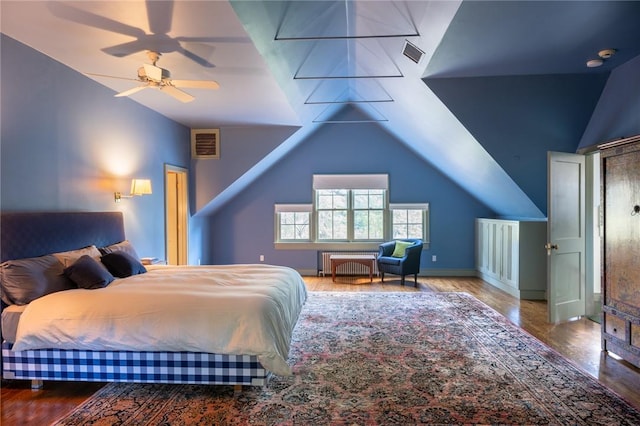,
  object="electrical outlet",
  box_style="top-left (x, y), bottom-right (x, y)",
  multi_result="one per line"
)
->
top-left (432, 255), bottom-right (437, 262)
top-left (259, 255), bottom-right (265, 262)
